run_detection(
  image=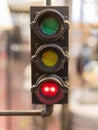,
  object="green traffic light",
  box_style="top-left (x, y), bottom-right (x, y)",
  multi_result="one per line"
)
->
top-left (40, 17), bottom-right (59, 36)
